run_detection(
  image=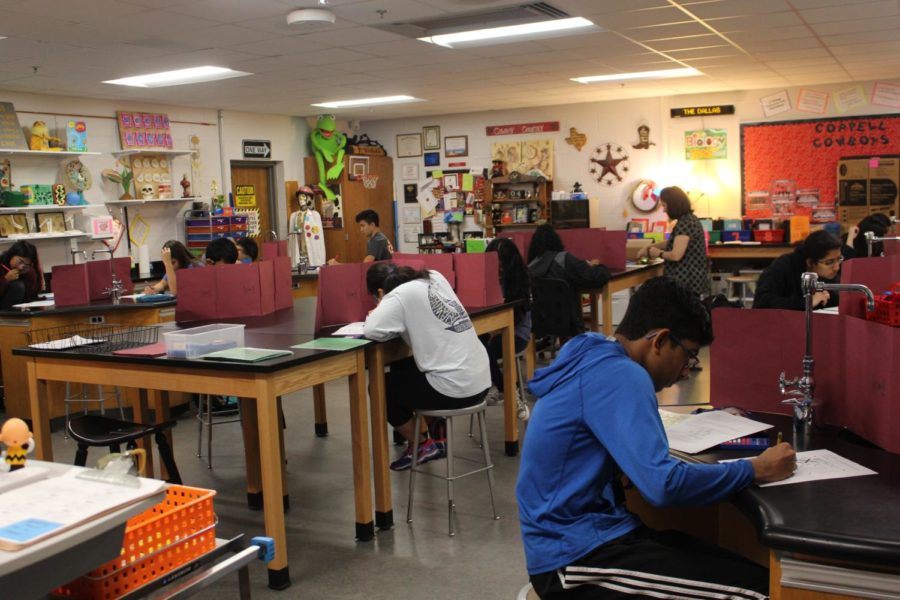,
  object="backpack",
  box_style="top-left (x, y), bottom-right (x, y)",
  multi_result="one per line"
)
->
top-left (529, 252), bottom-right (581, 337)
